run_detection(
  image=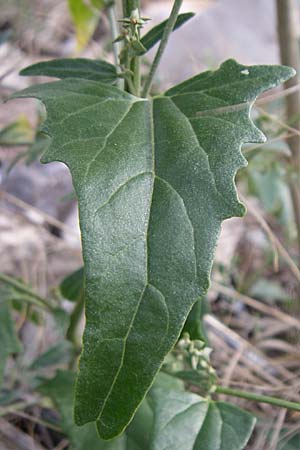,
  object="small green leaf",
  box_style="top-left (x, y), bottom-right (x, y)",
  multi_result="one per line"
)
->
top-left (68, 0), bottom-right (100, 50)
top-left (29, 341), bottom-right (74, 371)
top-left (0, 301), bottom-right (21, 387)
top-left (12, 59), bottom-right (295, 439)
top-left (183, 297), bottom-right (209, 342)
top-left (60, 267), bottom-right (84, 302)
top-left (20, 58), bottom-right (118, 83)
top-left (150, 386), bottom-right (256, 450)
top-left (141, 13), bottom-right (195, 54)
